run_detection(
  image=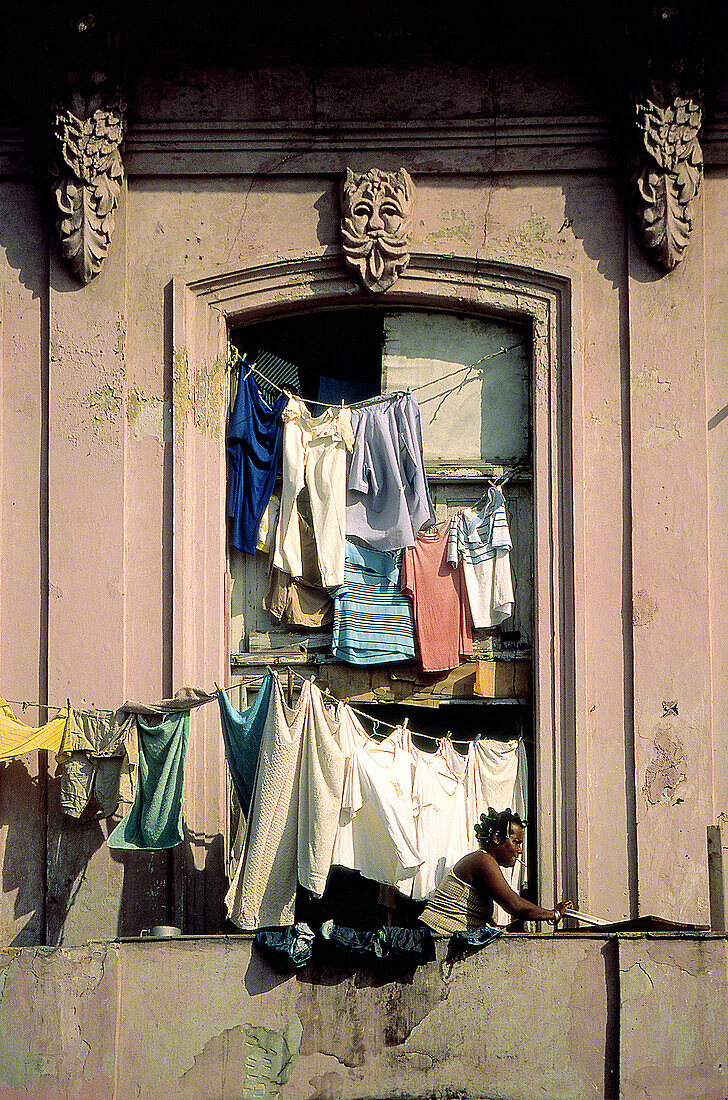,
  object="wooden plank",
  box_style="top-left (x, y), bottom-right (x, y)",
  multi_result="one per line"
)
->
top-left (248, 630), bottom-right (332, 652)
